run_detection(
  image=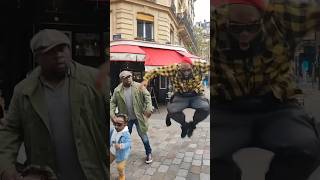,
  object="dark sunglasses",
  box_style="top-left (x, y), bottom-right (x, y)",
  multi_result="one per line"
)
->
top-left (121, 75), bottom-right (132, 79)
top-left (228, 22), bottom-right (262, 34)
top-left (113, 122), bottom-right (125, 127)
